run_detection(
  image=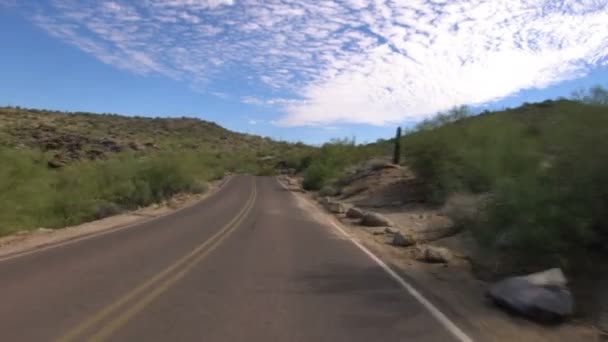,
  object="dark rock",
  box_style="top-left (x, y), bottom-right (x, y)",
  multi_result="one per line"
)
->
top-left (48, 159), bottom-right (66, 168)
top-left (487, 268), bottom-right (573, 323)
